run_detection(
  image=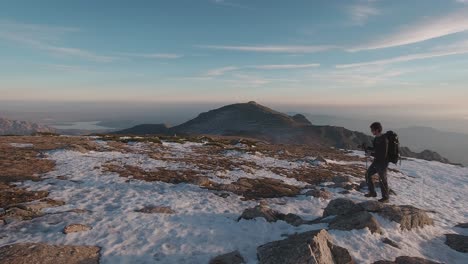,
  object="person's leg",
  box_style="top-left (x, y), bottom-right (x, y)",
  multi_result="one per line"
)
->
top-left (365, 164), bottom-right (378, 196)
top-left (377, 166), bottom-right (390, 201)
